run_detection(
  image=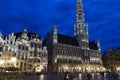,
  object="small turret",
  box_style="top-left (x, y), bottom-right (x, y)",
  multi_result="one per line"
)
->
top-left (23, 27), bottom-right (27, 33)
top-left (0, 32), bottom-right (3, 39)
top-left (84, 23), bottom-right (88, 34)
top-left (21, 27), bottom-right (28, 40)
top-left (53, 25), bottom-right (58, 43)
top-left (97, 39), bottom-right (101, 52)
top-left (74, 0), bottom-right (89, 49)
